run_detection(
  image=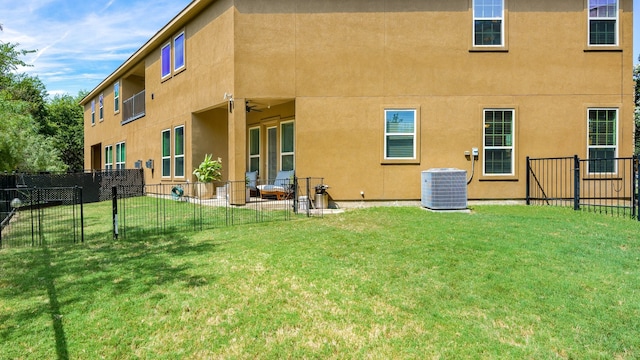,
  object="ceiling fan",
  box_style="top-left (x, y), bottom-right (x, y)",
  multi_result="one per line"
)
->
top-left (245, 100), bottom-right (263, 113)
